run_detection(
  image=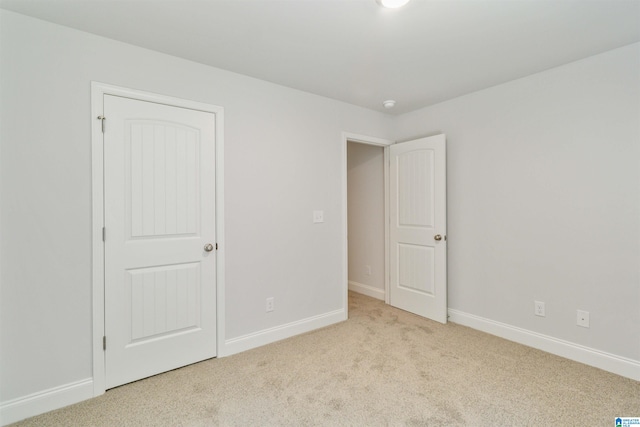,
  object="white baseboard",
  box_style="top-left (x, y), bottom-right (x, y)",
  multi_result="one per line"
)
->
top-left (0, 378), bottom-right (93, 426)
top-left (448, 309), bottom-right (640, 381)
top-left (348, 280), bottom-right (385, 300)
top-left (221, 309), bottom-right (346, 357)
